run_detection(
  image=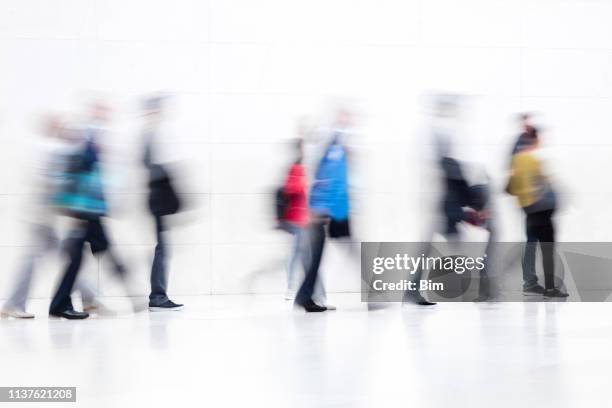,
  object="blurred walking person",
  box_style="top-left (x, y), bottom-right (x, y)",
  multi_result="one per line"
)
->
top-left (277, 138), bottom-right (310, 300)
top-left (49, 102), bottom-right (127, 319)
top-left (250, 121), bottom-right (325, 303)
top-left (404, 95), bottom-right (496, 305)
top-left (507, 127), bottom-right (567, 298)
top-left (142, 96), bottom-right (183, 311)
top-left (294, 109), bottom-right (354, 312)
top-left (1, 116), bottom-right (74, 318)
top-left (507, 114), bottom-right (548, 296)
